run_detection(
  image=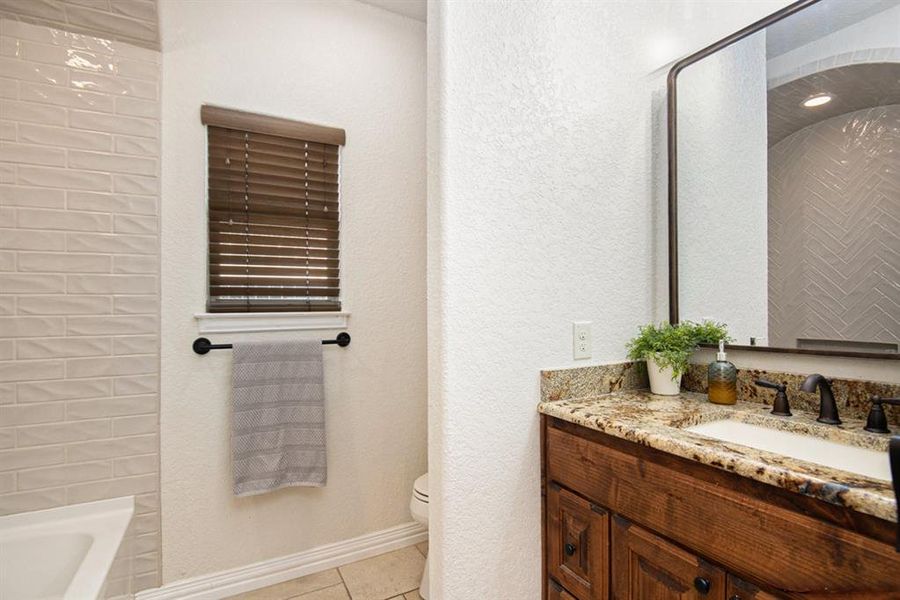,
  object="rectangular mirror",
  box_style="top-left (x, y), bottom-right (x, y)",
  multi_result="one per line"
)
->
top-left (669, 0), bottom-right (900, 359)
